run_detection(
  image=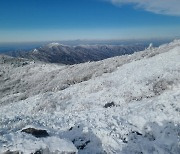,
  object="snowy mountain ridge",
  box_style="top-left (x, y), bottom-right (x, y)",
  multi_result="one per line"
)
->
top-left (47, 42), bottom-right (61, 48)
top-left (0, 40), bottom-right (180, 153)
top-left (4, 43), bottom-right (146, 65)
